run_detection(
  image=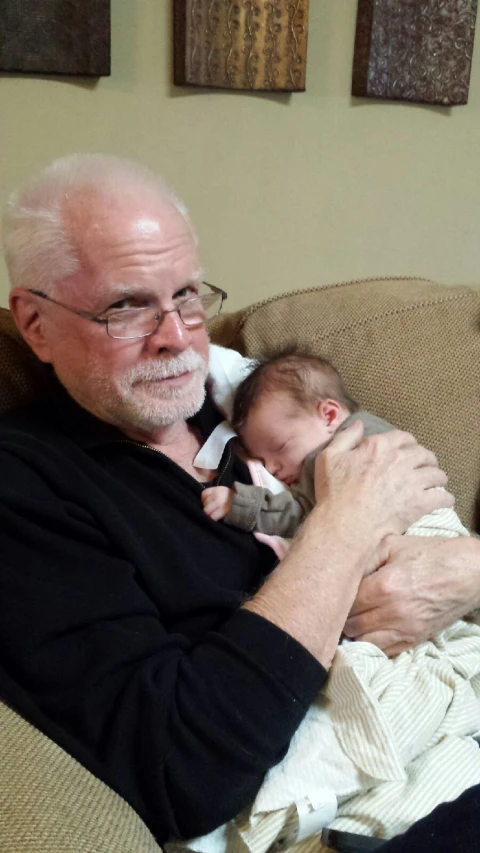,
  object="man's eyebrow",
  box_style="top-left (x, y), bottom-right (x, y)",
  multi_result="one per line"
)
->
top-left (92, 285), bottom-right (153, 310)
top-left (95, 273), bottom-right (204, 301)
top-left (93, 276), bottom-right (204, 311)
